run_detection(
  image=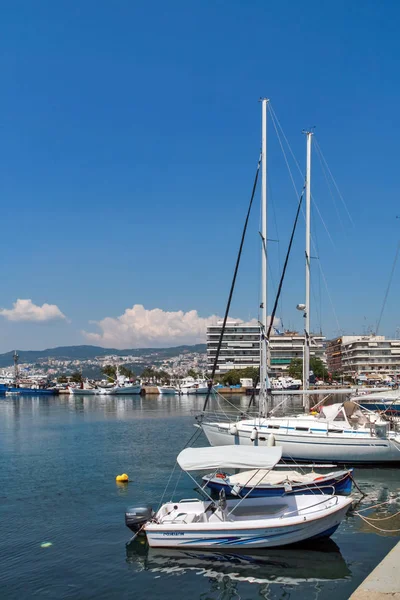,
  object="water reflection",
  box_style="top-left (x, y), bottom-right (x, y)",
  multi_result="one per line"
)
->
top-left (126, 538), bottom-right (351, 587)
